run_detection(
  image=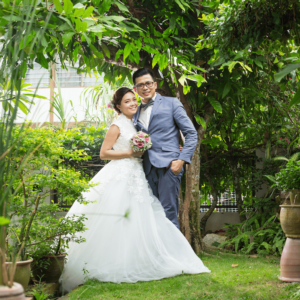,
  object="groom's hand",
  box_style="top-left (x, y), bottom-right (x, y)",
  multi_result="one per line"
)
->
top-left (169, 159), bottom-right (184, 175)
